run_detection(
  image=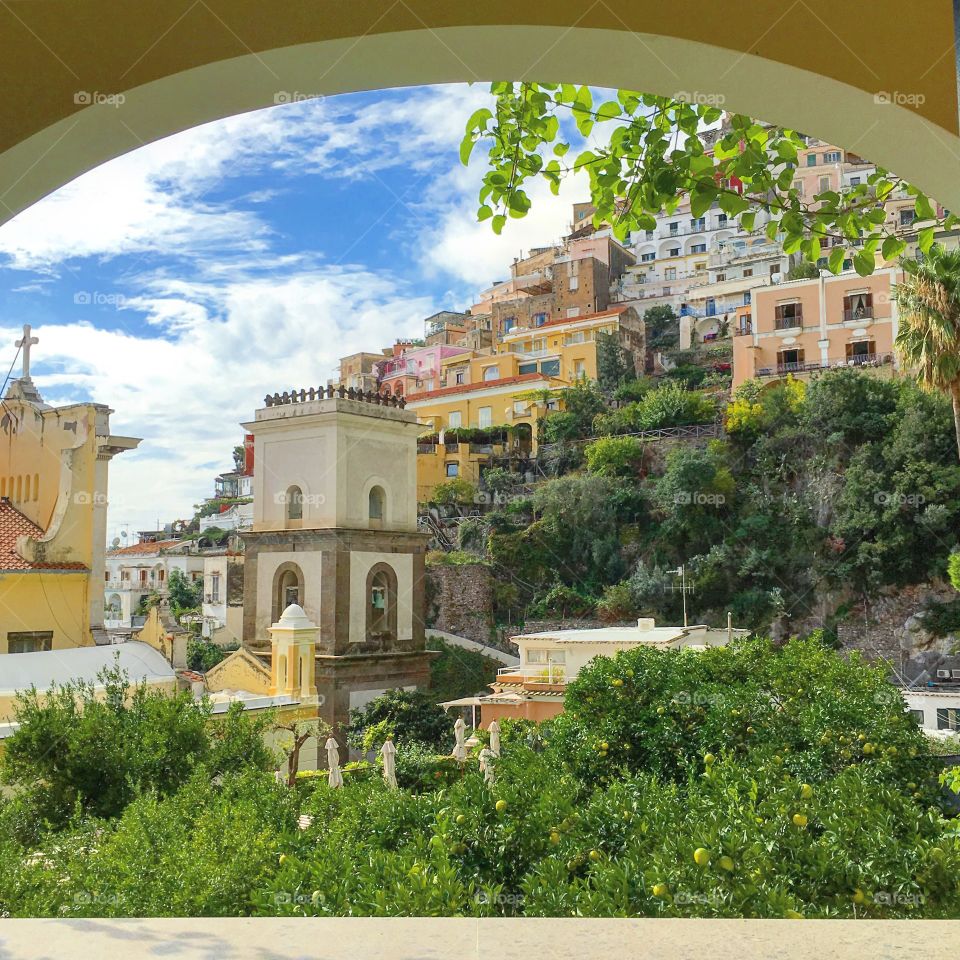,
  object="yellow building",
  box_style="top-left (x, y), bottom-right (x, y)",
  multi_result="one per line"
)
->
top-left (405, 306), bottom-right (644, 500)
top-left (0, 327), bottom-right (140, 652)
